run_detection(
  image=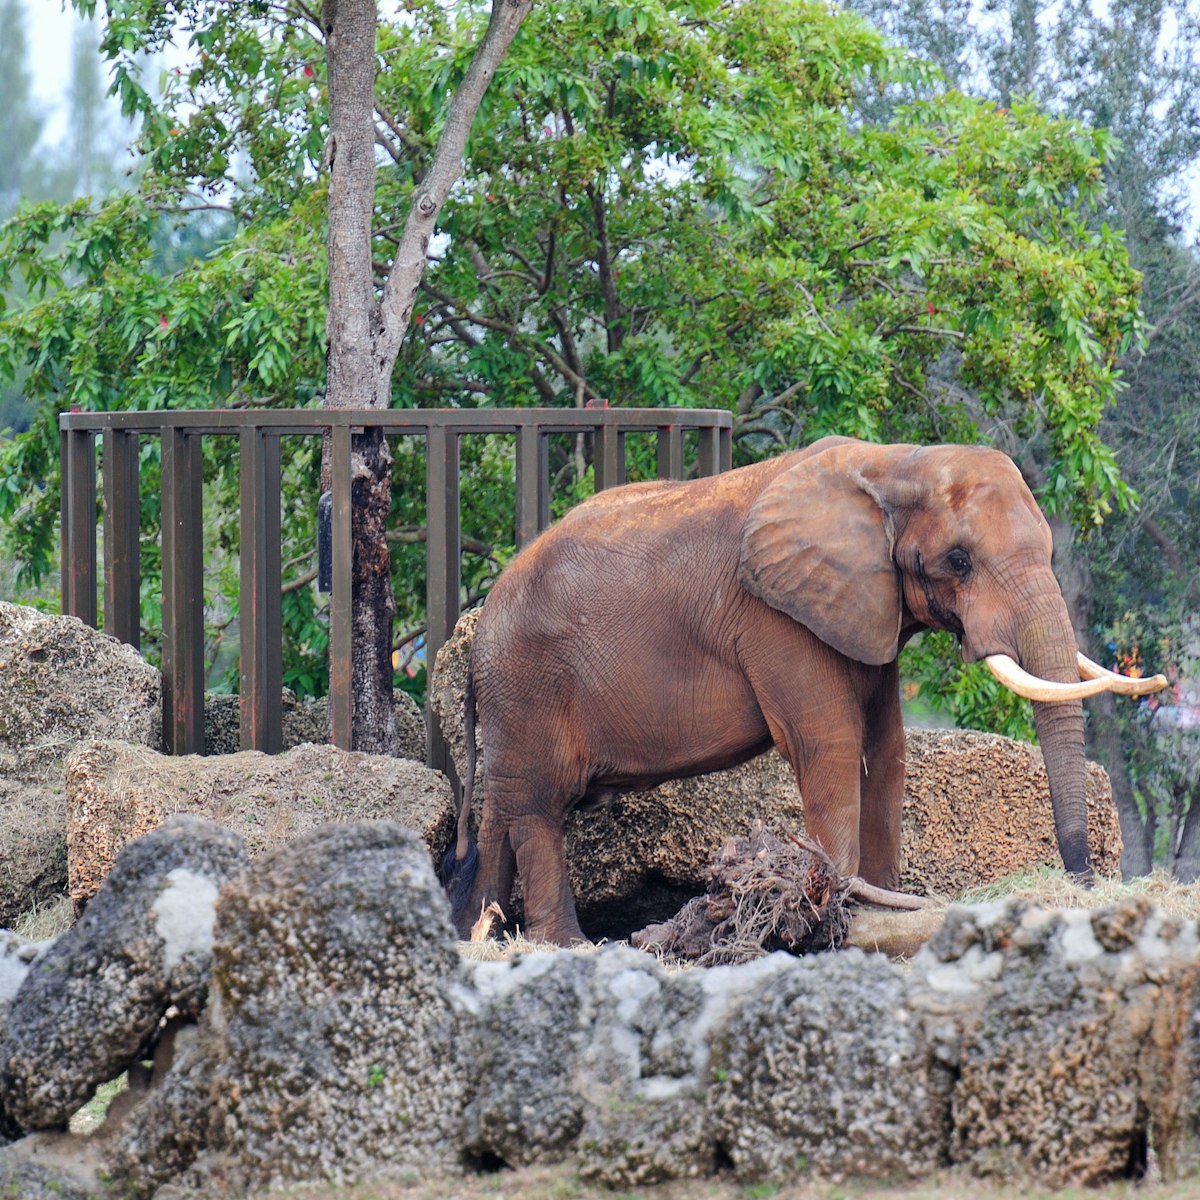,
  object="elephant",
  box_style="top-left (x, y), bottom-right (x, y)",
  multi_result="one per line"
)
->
top-left (442, 436), bottom-right (1165, 946)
